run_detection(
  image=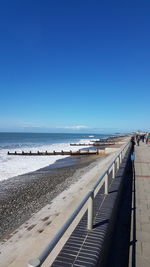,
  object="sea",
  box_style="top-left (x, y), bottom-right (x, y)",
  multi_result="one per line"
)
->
top-left (0, 132), bottom-right (115, 181)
